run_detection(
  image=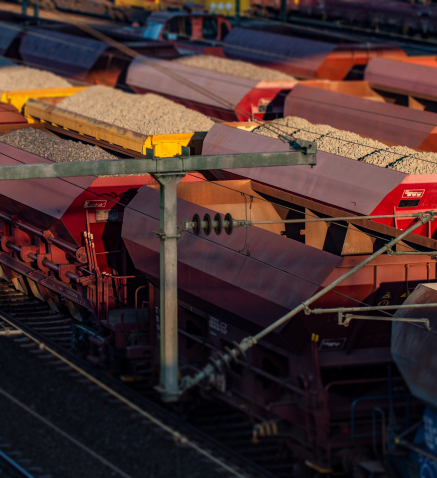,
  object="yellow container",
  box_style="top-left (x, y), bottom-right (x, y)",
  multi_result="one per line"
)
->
top-left (114, 0), bottom-right (158, 10)
top-left (24, 99), bottom-right (207, 157)
top-left (0, 87), bottom-right (88, 114)
top-left (203, 0), bottom-right (251, 17)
